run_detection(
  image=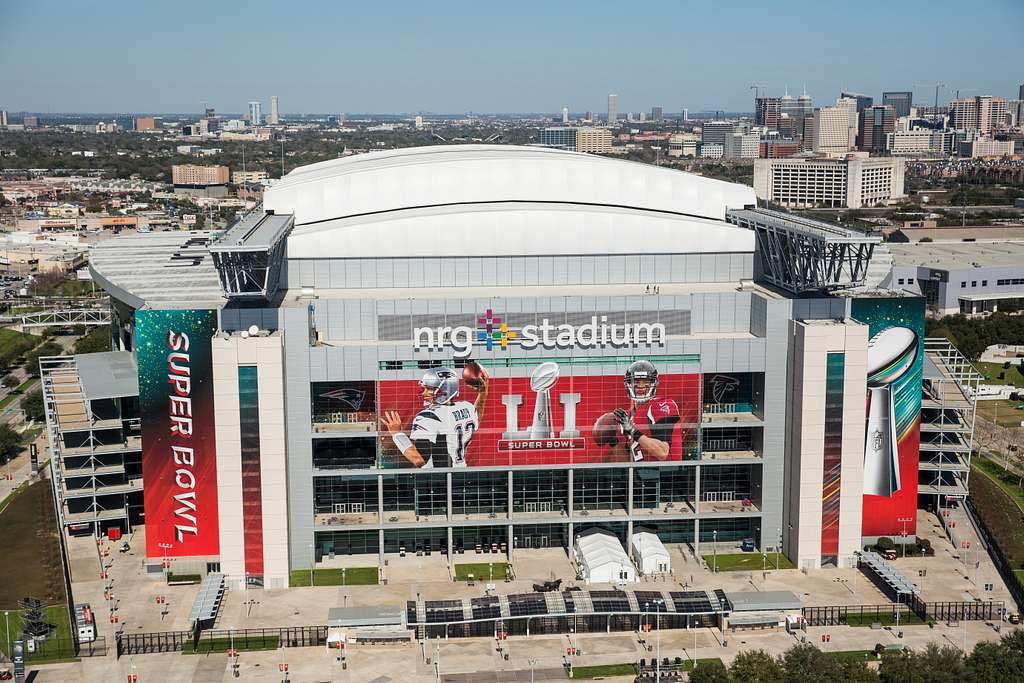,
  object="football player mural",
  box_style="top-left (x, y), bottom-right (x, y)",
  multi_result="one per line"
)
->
top-left (378, 359), bottom-right (699, 468)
